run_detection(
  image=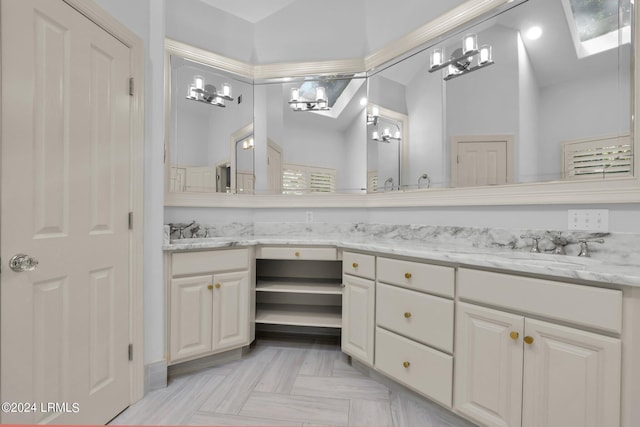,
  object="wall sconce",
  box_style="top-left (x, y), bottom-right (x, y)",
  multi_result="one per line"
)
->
top-left (367, 105), bottom-right (401, 143)
top-left (428, 34), bottom-right (494, 81)
top-left (187, 74), bottom-right (234, 107)
top-left (289, 86), bottom-right (330, 111)
top-left (372, 126), bottom-right (401, 143)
